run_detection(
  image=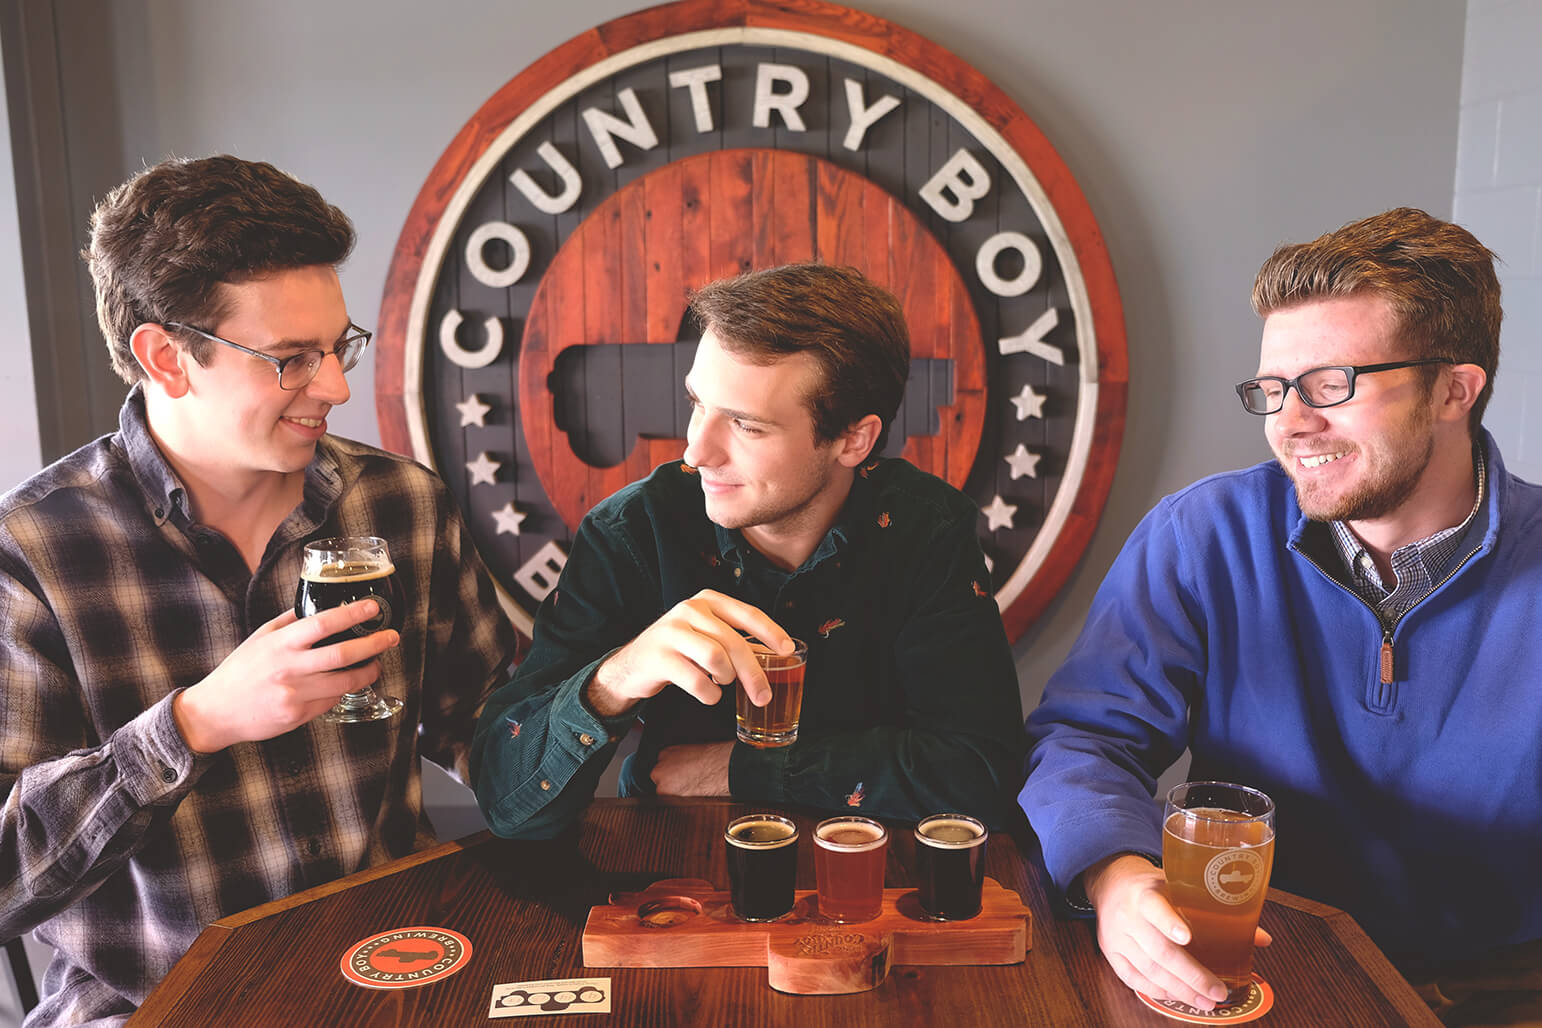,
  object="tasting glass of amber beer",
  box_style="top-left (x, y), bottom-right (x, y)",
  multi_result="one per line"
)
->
top-left (724, 814), bottom-right (799, 922)
top-left (294, 536), bottom-right (403, 723)
top-left (735, 636), bottom-right (808, 748)
top-left (1162, 781), bottom-right (1276, 1002)
top-left (915, 814), bottom-right (988, 920)
top-left (814, 816), bottom-right (889, 923)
